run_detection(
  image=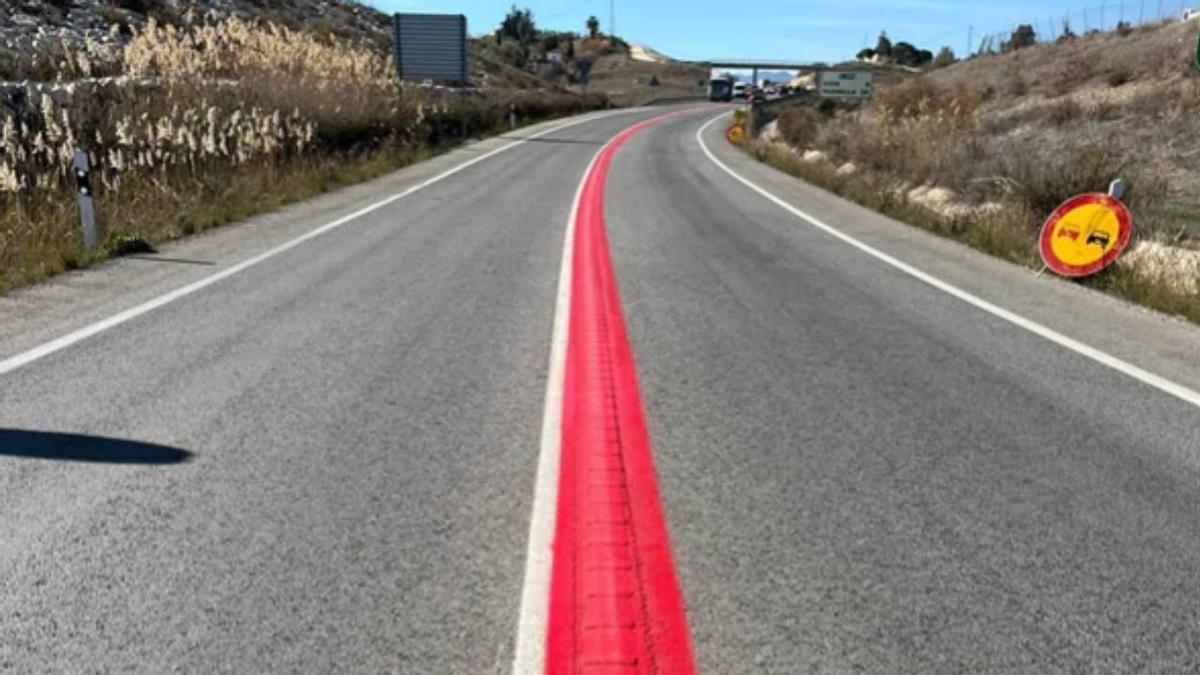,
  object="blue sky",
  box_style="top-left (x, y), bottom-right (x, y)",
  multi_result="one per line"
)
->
top-left (370, 1), bottom-right (1187, 62)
